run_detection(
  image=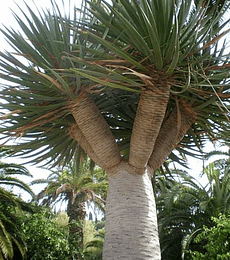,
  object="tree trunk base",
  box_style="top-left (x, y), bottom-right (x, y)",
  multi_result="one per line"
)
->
top-left (103, 167), bottom-right (161, 260)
